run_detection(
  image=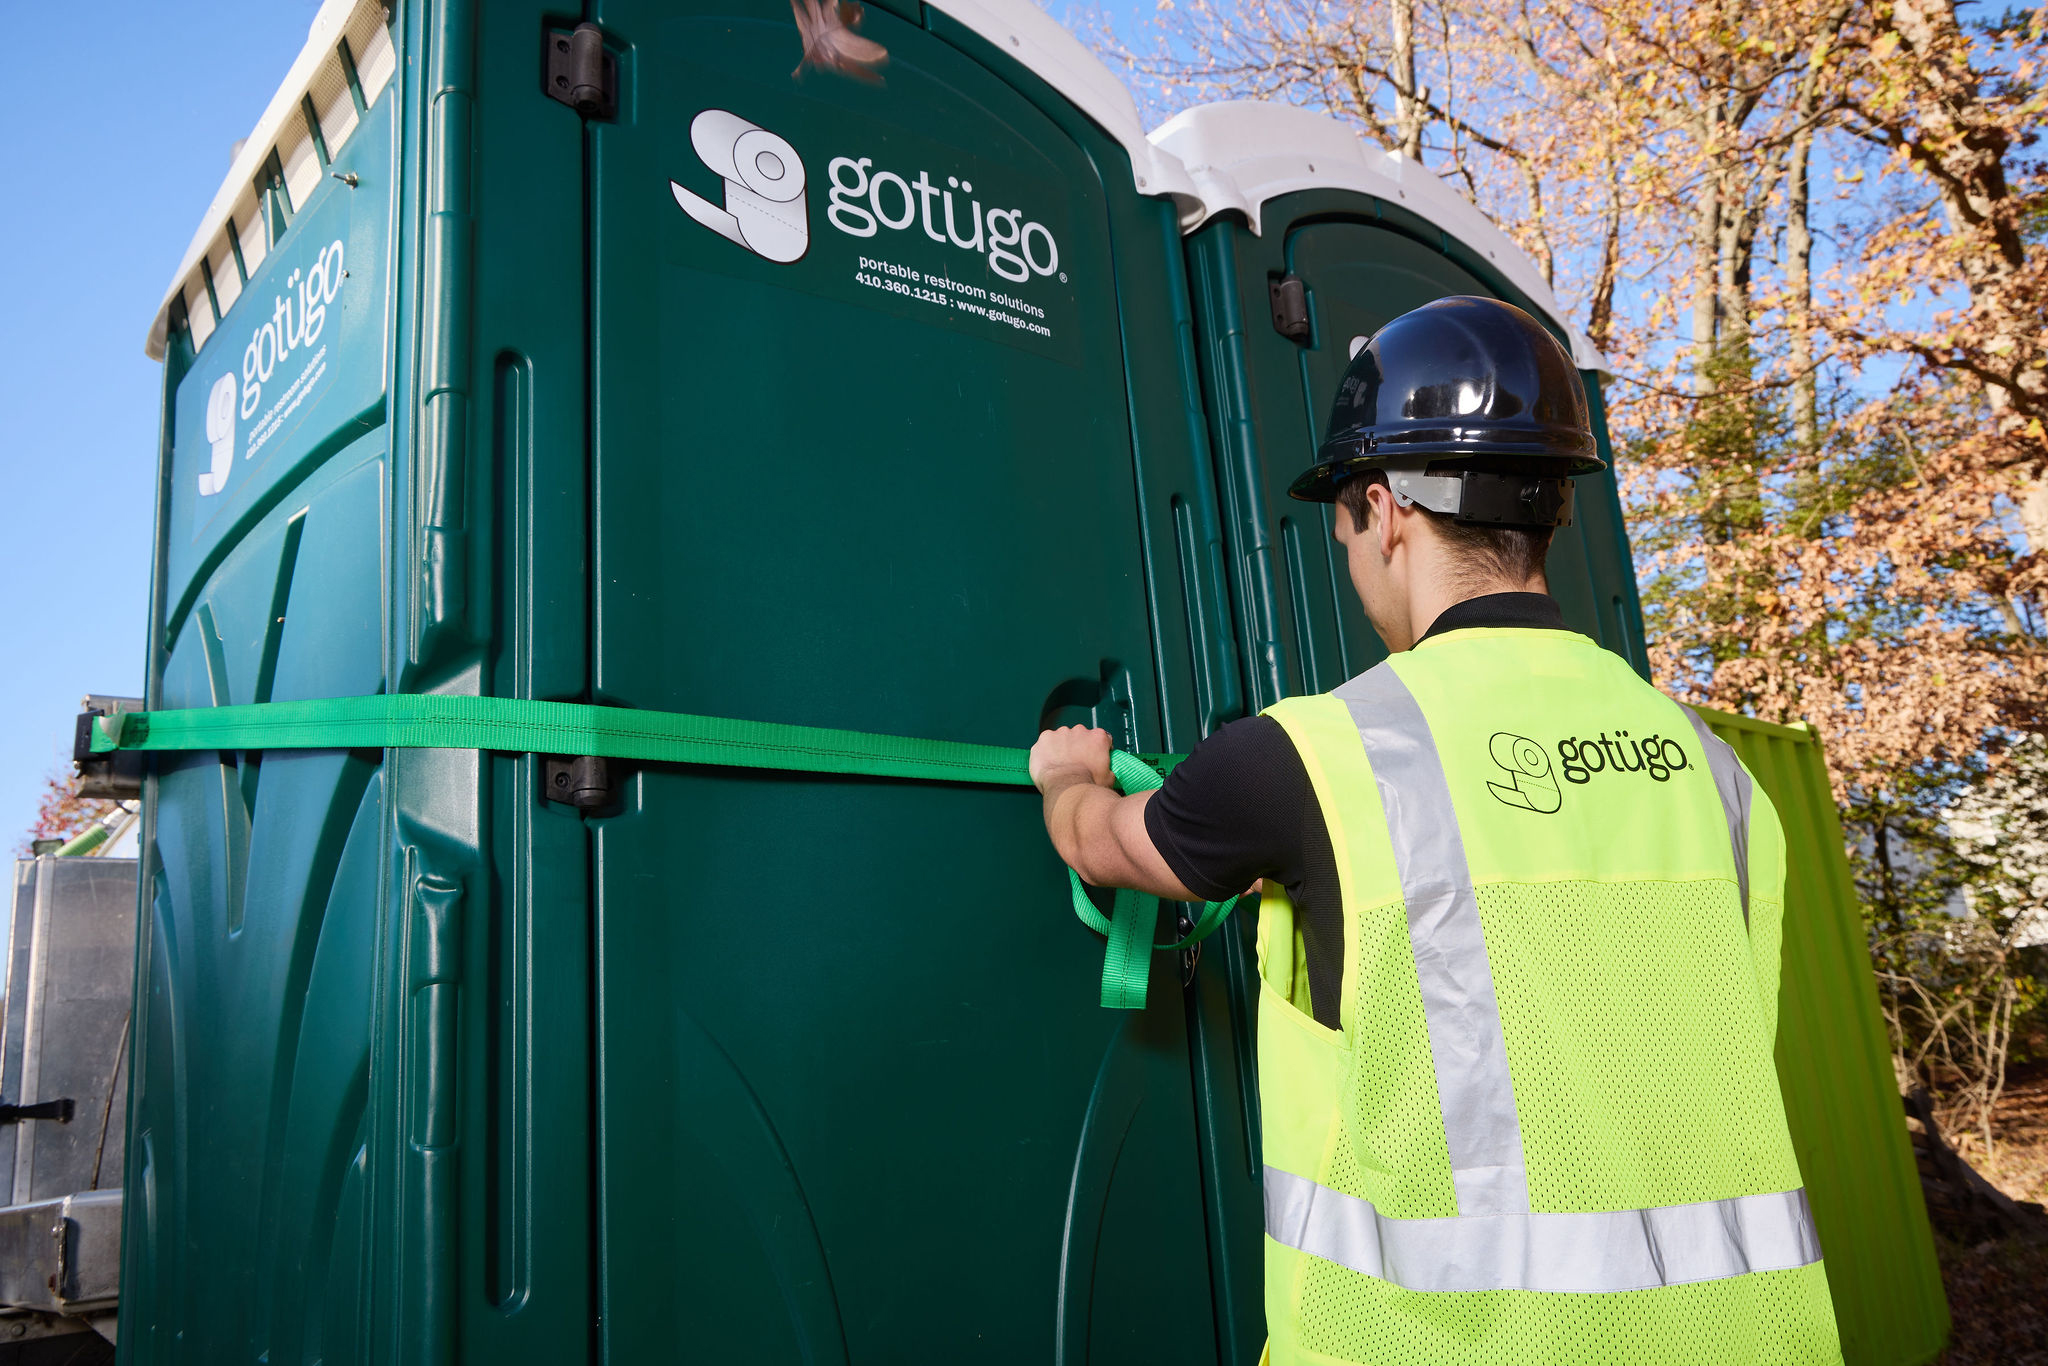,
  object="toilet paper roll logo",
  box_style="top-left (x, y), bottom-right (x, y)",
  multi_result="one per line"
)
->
top-left (669, 110), bottom-right (808, 264)
top-left (1485, 732), bottom-right (1564, 814)
top-left (198, 371), bottom-right (238, 496)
